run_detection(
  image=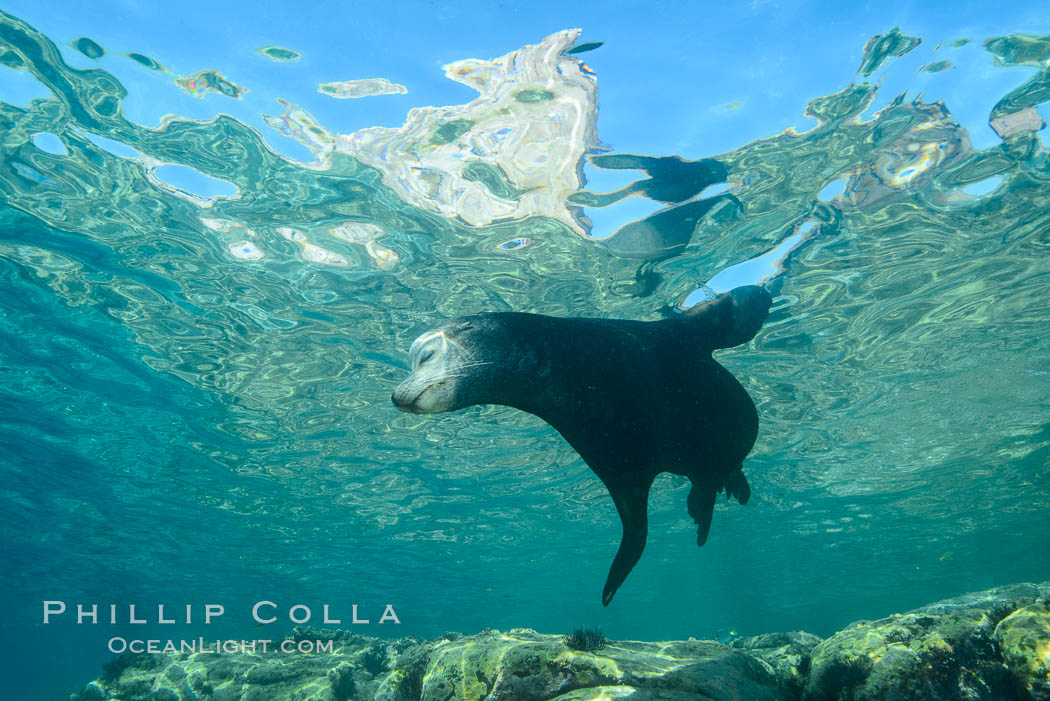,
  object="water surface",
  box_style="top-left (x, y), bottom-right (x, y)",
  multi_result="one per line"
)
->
top-left (1, 4), bottom-right (1049, 699)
